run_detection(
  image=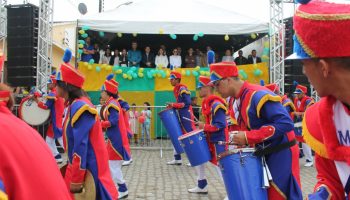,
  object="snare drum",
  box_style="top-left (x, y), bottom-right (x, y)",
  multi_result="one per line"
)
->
top-left (218, 148), bottom-right (268, 200)
top-left (19, 96), bottom-right (50, 126)
top-left (158, 108), bottom-right (184, 154)
top-left (178, 129), bottom-right (211, 166)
